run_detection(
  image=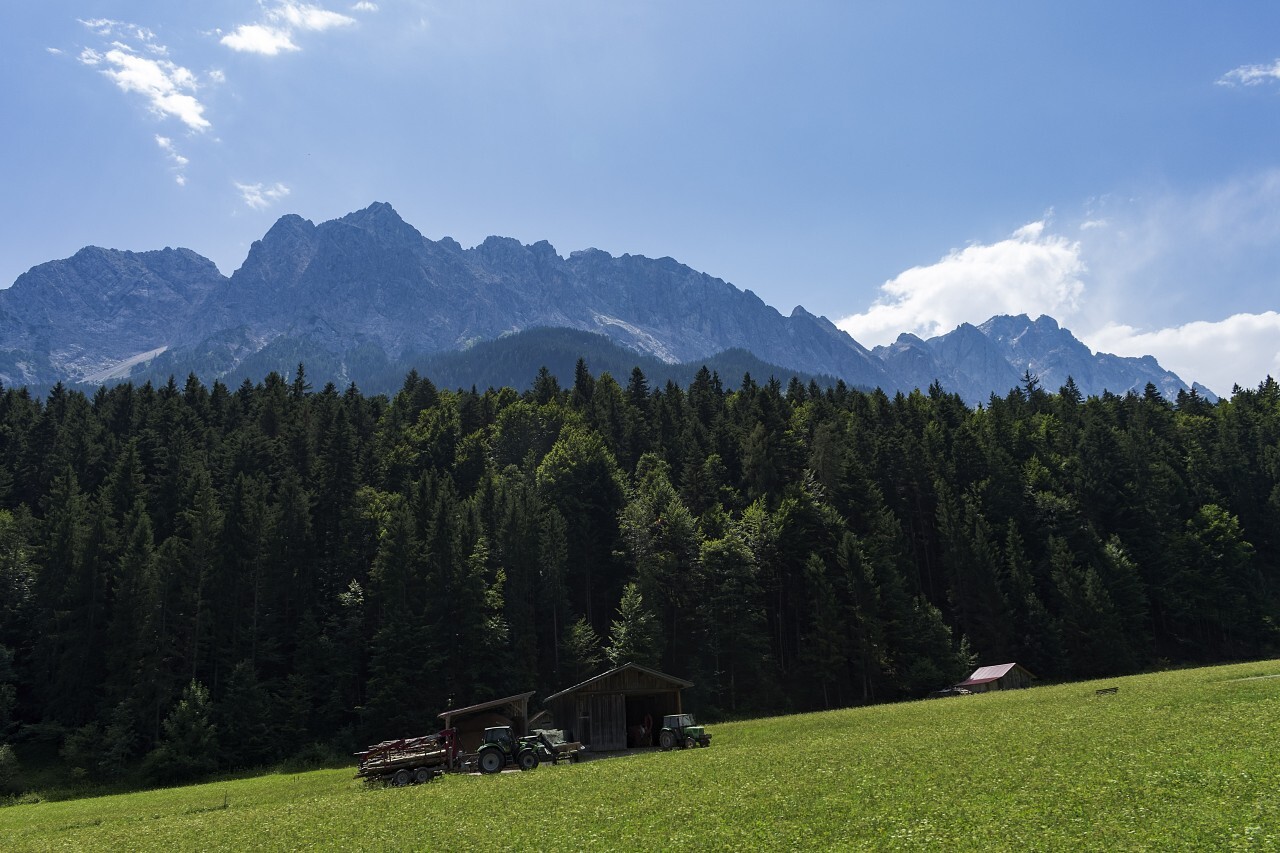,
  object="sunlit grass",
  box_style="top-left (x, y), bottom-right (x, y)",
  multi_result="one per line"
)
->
top-left (3, 660), bottom-right (1278, 850)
